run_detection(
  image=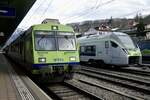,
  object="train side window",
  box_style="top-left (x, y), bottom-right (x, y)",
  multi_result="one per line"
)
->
top-left (86, 45), bottom-right (96, 56)
top-left (86, 46), bottom-right (91, 53)
top-left (105, 41), bottom-right (109, 48)
top-left (80, 46), bottom-right (85, 56)
top-left (111, 41), bottom-right (118, 48)
top-left (80, 45), bottom-right (96, 56)
top-left (91, 46), bottom-right (96, 53)
top-left (80, 46), bottom-right (85, 52)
